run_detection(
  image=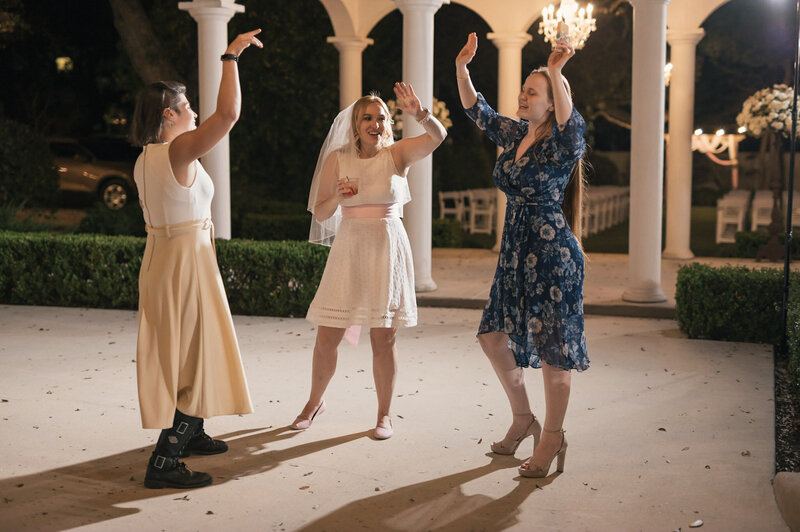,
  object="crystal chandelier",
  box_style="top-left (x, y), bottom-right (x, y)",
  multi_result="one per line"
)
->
top-left (538, 0), bottom-right (597, 50)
